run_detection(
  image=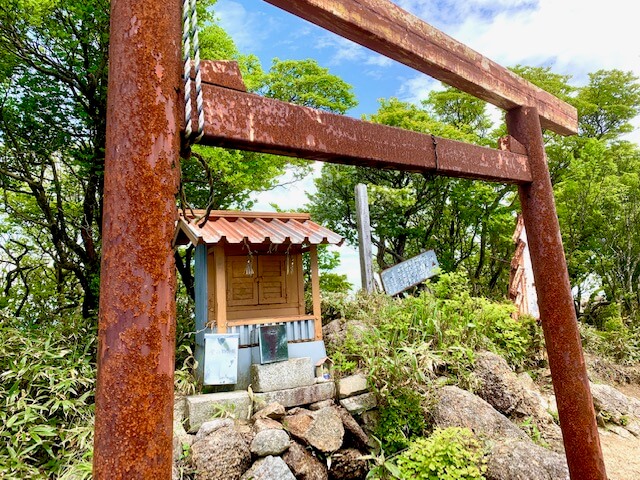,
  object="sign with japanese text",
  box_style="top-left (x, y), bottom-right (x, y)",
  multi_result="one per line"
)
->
top-left (380, 250), bottom-right (439, 296)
